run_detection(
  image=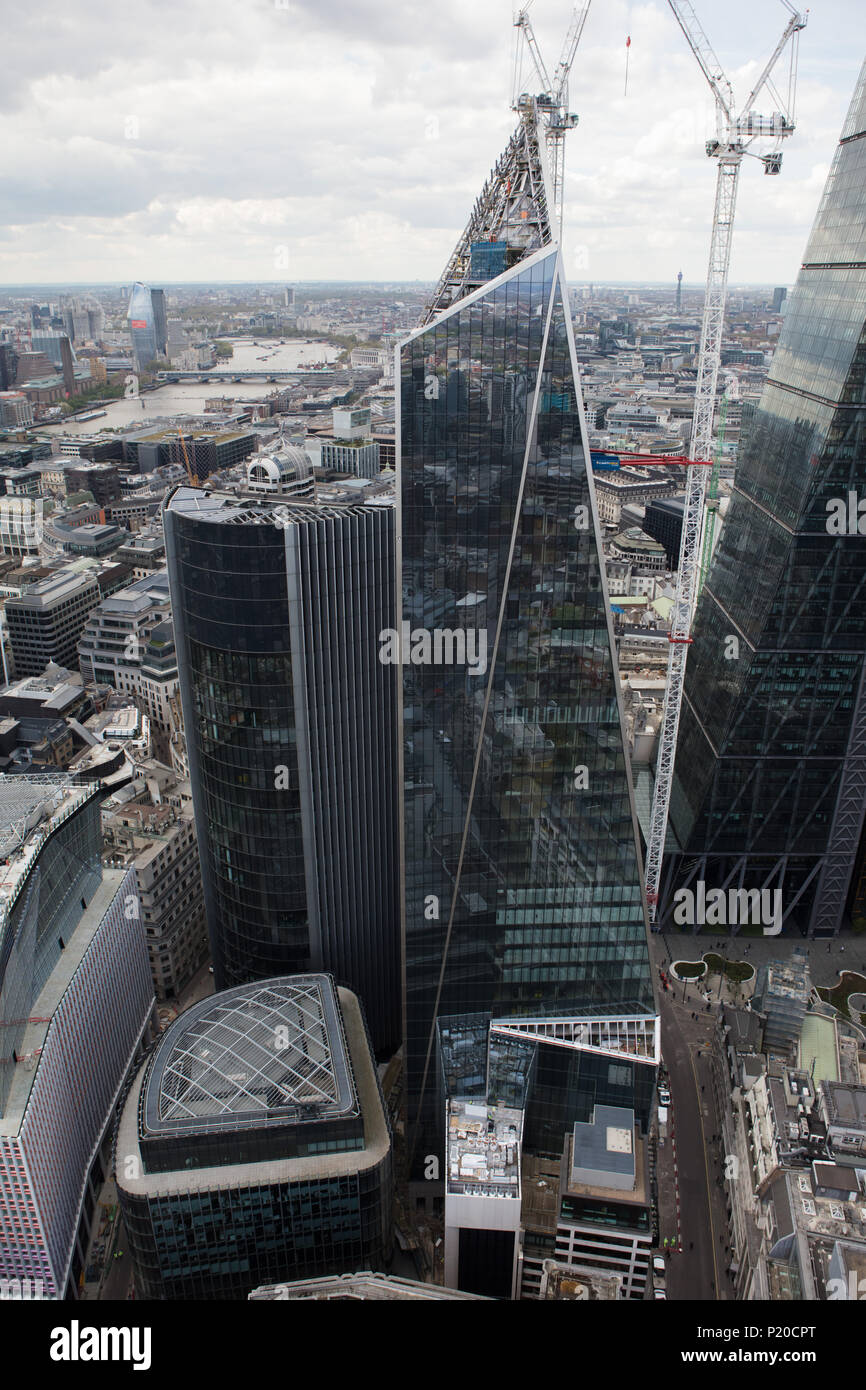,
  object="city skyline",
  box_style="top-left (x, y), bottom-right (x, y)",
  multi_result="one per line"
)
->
top-left (0, 0), bottom-right (861, 286)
